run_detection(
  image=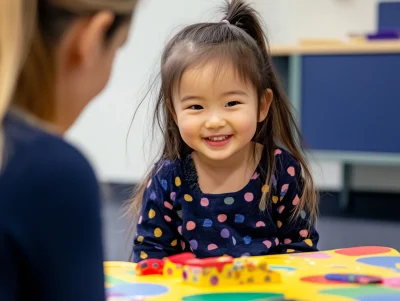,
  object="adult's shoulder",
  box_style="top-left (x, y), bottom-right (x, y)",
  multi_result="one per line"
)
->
top-left (3, 112), bottom-right (99, 203)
